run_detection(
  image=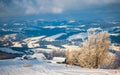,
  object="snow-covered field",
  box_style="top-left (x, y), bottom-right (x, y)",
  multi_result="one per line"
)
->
top-left (0, 59), bottom-right (120, 75)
